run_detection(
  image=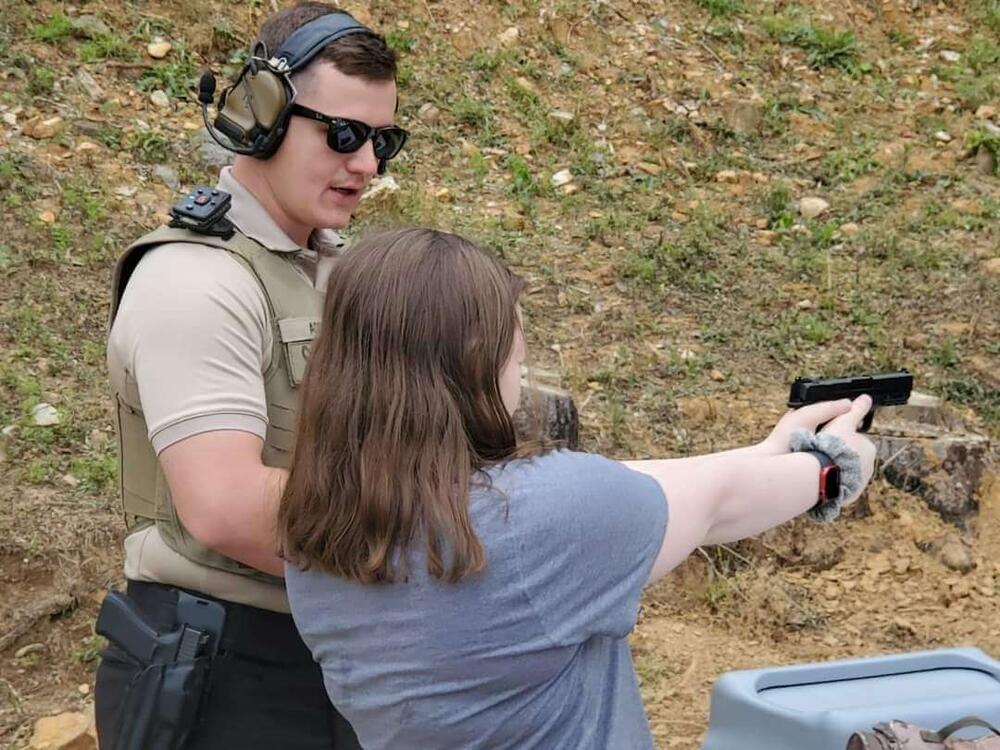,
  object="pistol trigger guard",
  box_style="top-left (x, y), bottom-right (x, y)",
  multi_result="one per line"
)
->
top-left (860, 406), bottom-right (875, 433)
